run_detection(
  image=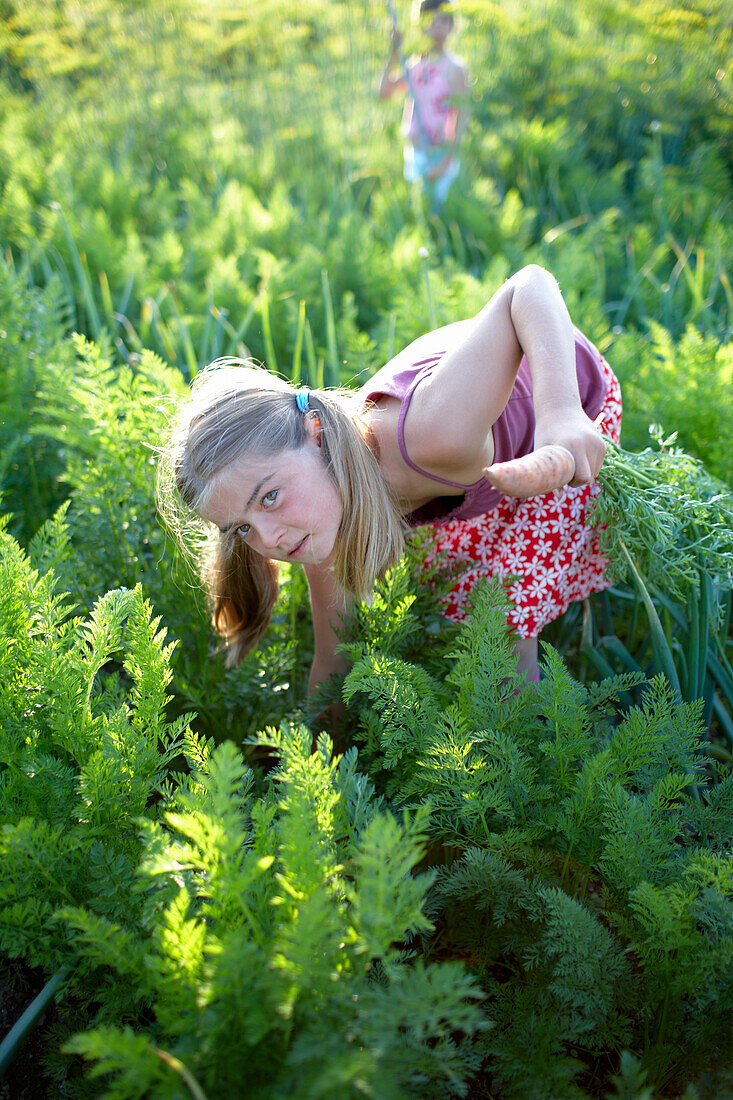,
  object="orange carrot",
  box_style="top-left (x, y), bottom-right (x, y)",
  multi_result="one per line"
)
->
top-left (483, 445), bottom-right (575, 498)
